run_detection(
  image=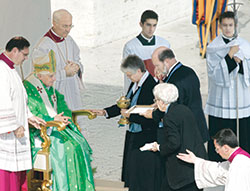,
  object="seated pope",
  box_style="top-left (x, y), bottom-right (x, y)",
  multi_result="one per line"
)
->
top-left (23, 50), bottom-right (95, 191)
